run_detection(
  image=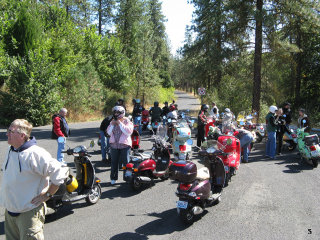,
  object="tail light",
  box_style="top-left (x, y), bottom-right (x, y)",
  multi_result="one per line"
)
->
top-left (126, 163), bottom-right (134, 169)
top-left (291, 134), bottom-right (297, 138)
top-left (179, 145), bottom-right (187, 152)
top-left (179, 183), bottom-right (192, 191)
top-left (310, 146), bottom-right (316, 151)
top-left (176, 130), bottom-right (180, 135)
top-left (155, 122), bottom-right (158, 126)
